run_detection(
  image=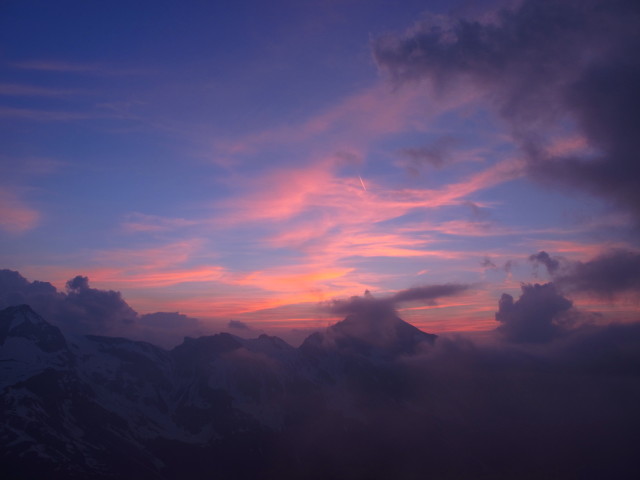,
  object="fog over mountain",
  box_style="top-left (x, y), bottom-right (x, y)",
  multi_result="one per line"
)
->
top-left (2, 270), bottom-right (639, 479)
